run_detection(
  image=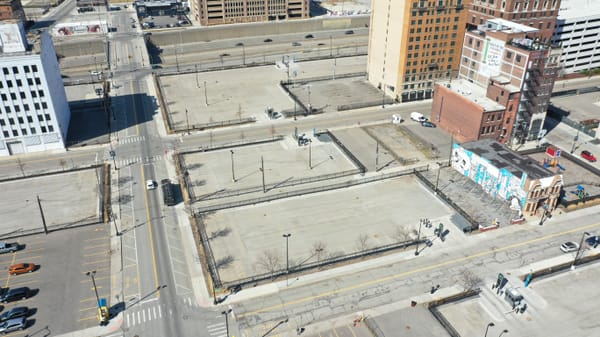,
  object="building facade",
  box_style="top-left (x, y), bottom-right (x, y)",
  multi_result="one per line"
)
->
top-left (191, 0), bottom-right (309, 26)
top-left (452, 140), bottom-right (563, 217)
top-left (367, 0), bottom-right (468, 102)
top-left (432, 19), bottom-right (561, 144)
top-left (0, 21), bottom-right (70, 156)
top-left (0, 0), bottom-right (25, 22)
top-left (552, 0), bottom-right (600, 74)
top-left (468, 0), bottom-right (562, 43)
